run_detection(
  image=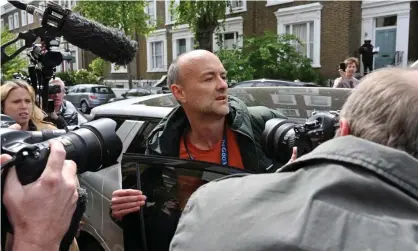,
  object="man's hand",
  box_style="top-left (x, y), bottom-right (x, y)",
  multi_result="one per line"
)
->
top-left (111, 189), bottom-right (147, 220)
top-left (286, 147), bottom-right (298, 165)
top-left (3, 140), bottom-right (78, 251)
top-left (339, 69), bottom-right (347, 79)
